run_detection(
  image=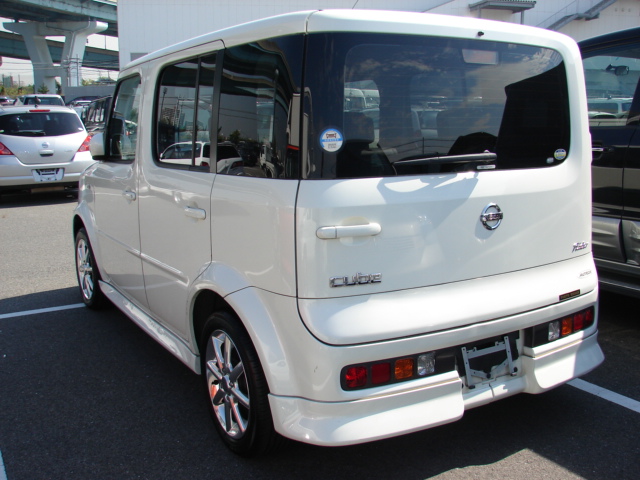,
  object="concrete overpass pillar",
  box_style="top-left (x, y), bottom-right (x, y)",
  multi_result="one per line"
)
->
top-left (3, 20), bottom-right (107, 93)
